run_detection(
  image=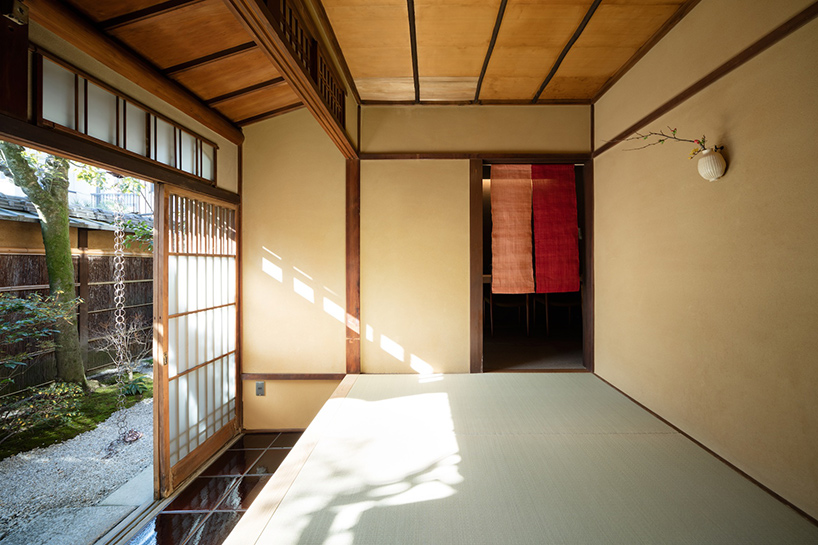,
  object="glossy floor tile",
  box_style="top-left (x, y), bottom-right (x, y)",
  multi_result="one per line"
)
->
top-left (128, 432), bottom-right (301, 545)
